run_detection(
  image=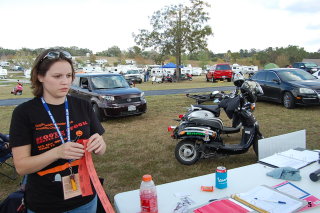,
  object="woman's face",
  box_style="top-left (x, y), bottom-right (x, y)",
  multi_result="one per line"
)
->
top-left (38, 60), bottom-right (73, 102)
